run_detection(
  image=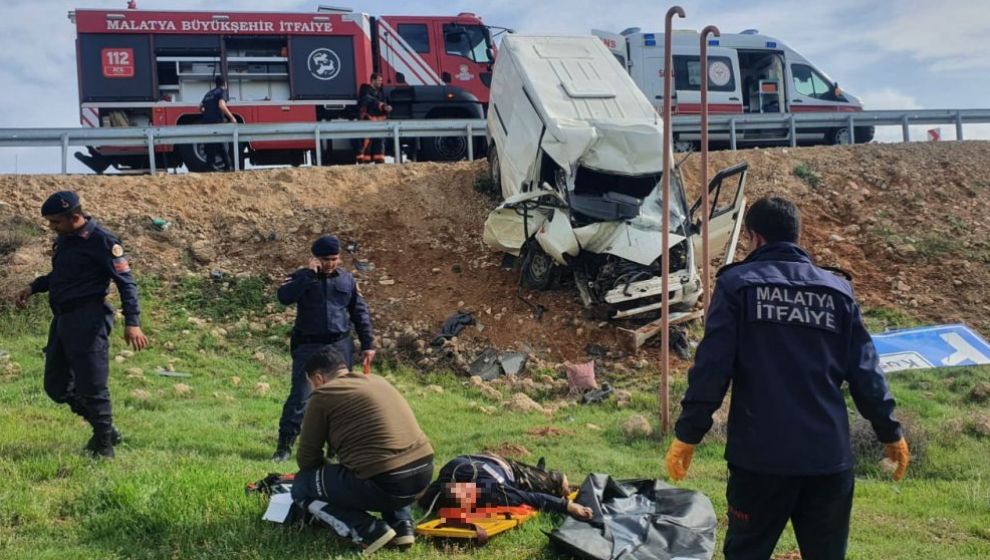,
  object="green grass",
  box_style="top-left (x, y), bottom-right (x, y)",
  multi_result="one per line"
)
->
top-left (1, 281), bottom-right (989, 559)
top-left (793, 163), bottom-right (822, 189)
